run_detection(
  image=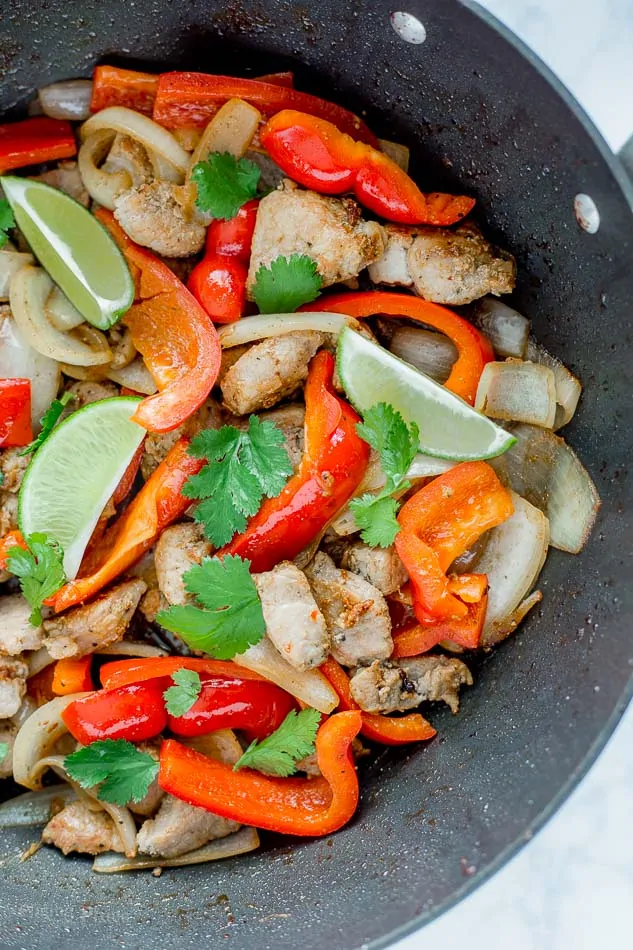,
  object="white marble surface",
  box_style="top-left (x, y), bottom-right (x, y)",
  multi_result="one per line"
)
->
top-left (394, 2), bottom-right (633, 948)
